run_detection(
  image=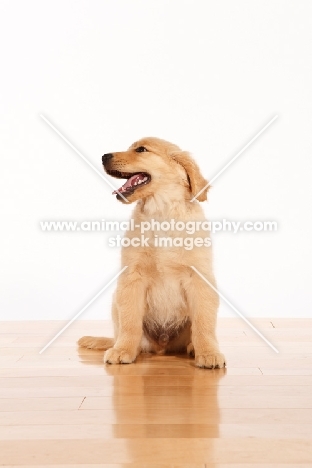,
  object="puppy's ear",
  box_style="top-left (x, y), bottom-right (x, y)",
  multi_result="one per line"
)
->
top-left (171, 151), bottom-right (209, 201)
